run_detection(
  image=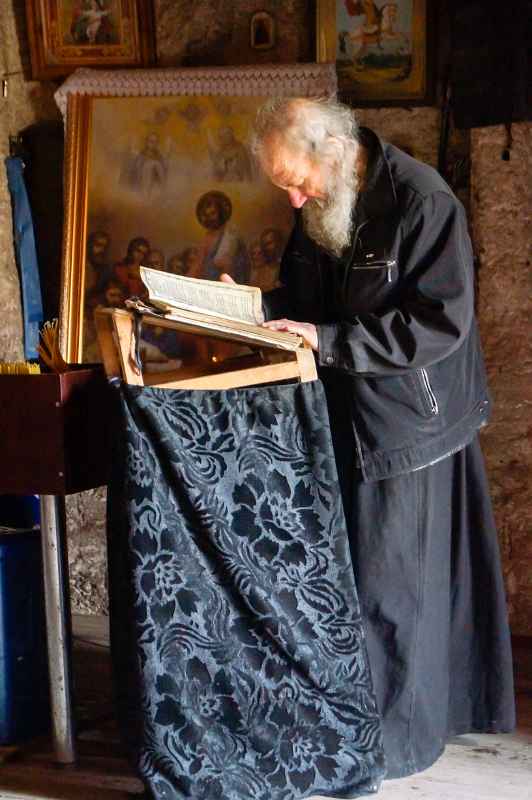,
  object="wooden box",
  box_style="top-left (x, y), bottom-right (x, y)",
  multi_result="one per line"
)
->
top-left (0, 367), bottom-right (111, 495)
